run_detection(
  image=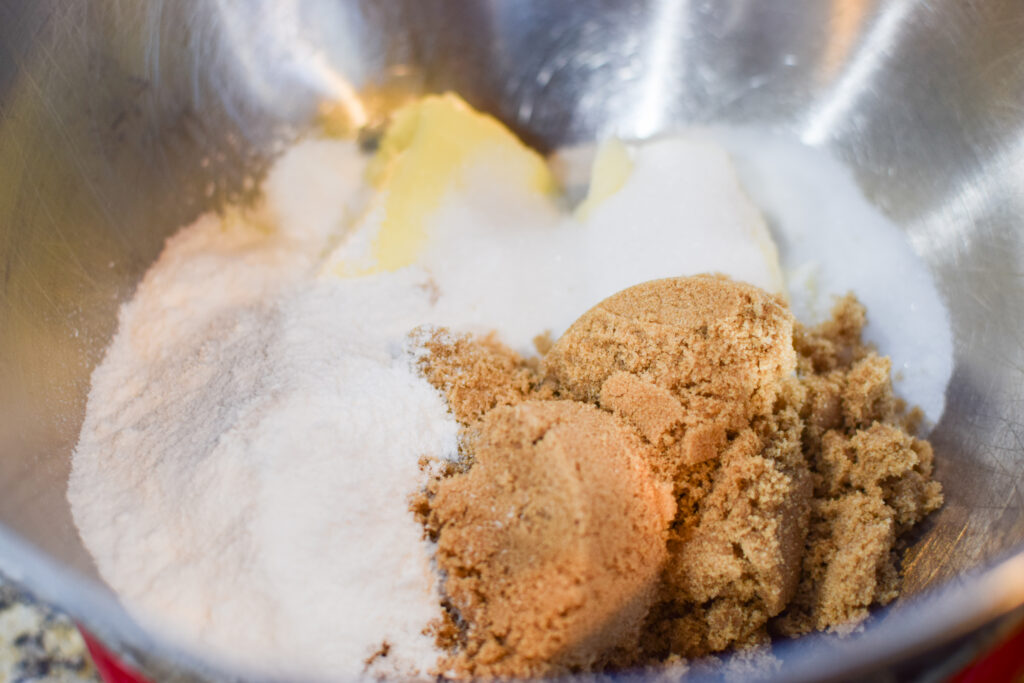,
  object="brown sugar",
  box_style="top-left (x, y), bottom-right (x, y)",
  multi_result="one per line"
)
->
top-left (598, 371), bottom-right (727, 470)
top-left (425, 401), bottom-right (675, 678)
top-left (543, 275), bottom-right (796, 433)
top-left (414, 276), bottom-right (943, 676)
top-left (412, 328), bottom-right (547, 425)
